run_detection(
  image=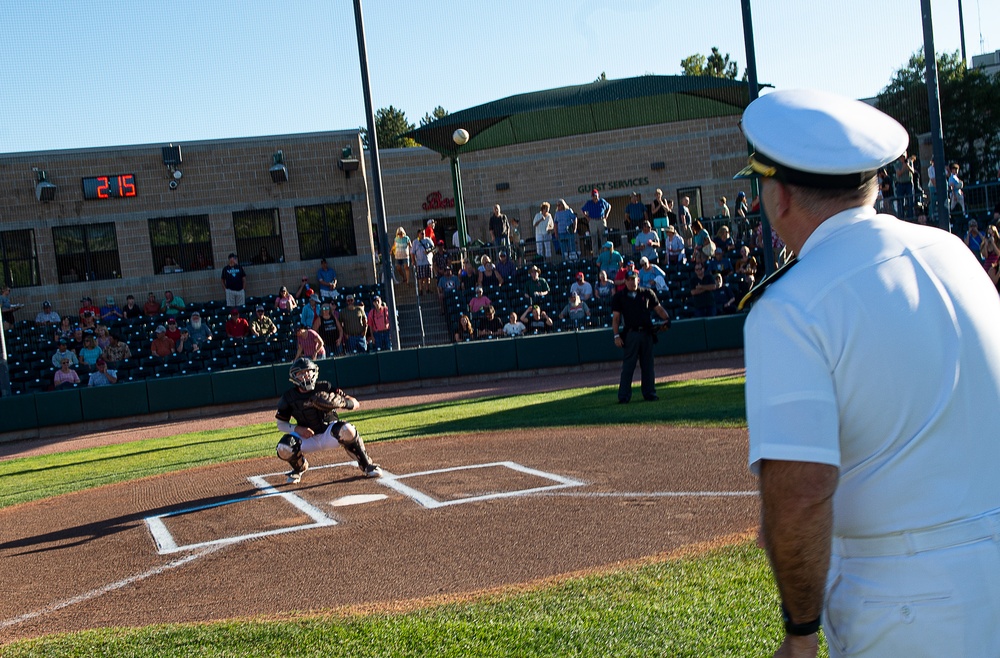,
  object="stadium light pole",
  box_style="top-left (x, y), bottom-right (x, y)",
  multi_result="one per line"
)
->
top-left (740, 0), bottom-right (777, 275)
top-left (352, 0), bottom-right (400, 350)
